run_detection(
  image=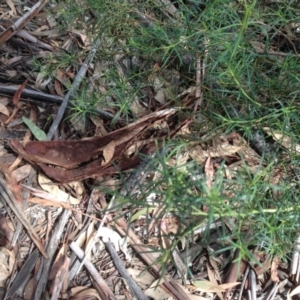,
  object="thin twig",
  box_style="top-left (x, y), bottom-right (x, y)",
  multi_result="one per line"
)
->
top-left (104, 241), bottom-right (149, 300)
top-left (75, 194), bottom-right (116, 275)
top-left (249, 268), bottom-right (257, 300)
top-left (238, 266), bottom-right (249, 300)
top-left (47, 36), bottom-right (103, 140)
top-left (69, 242), bottom-right (116, 300)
